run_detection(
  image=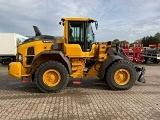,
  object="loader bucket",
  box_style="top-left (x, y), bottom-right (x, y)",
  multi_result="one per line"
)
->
top-left (136, 66), bottom-right (146, 83)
